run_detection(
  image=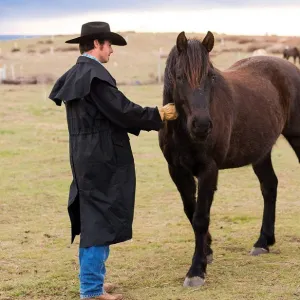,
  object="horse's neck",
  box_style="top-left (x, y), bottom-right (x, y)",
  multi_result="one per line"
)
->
top-left (212, 72), bottom-right (233, 108)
